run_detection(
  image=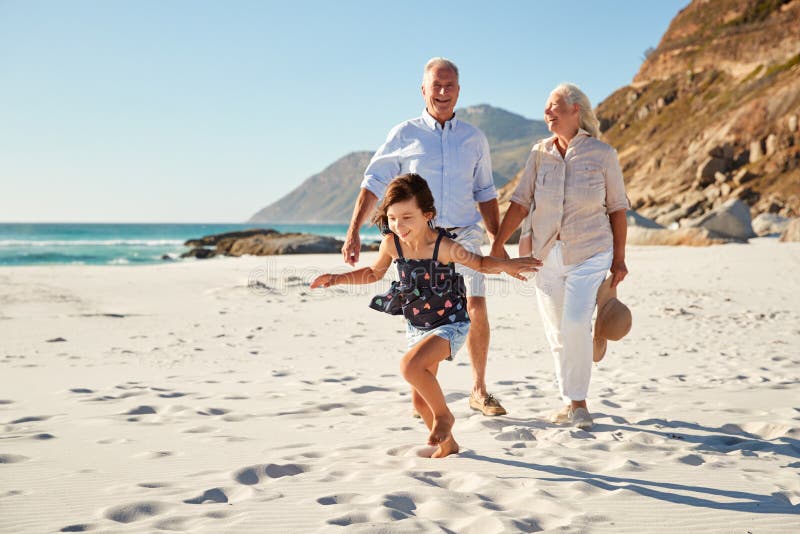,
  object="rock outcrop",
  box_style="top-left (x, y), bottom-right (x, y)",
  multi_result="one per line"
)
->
top-left (181, 229), bottom-right (346, 259)
top-left (226, 234), bottom-right (343, 256)
top-left (497, 0), bottom-right (799, 245)
top-left (597, 0), bottom-right (800, 224)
